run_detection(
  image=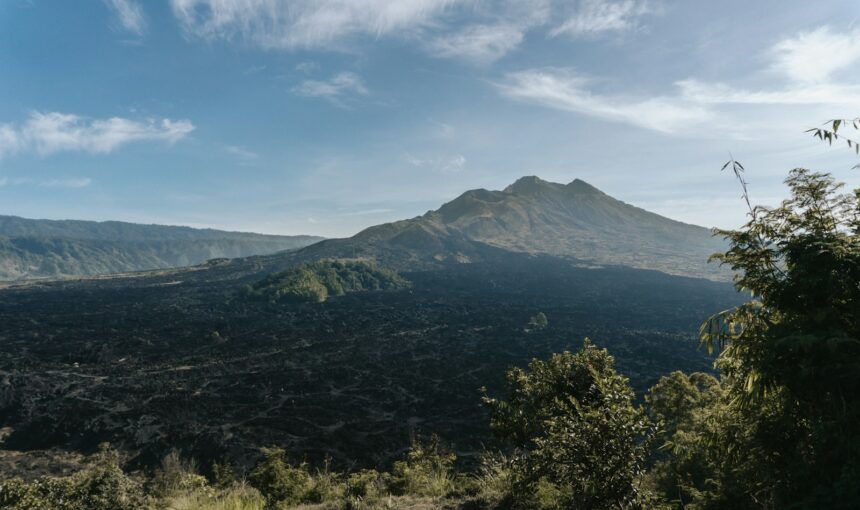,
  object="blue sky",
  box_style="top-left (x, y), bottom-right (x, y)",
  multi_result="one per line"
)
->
top-left (1, 0), bottom-right (859, 237)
